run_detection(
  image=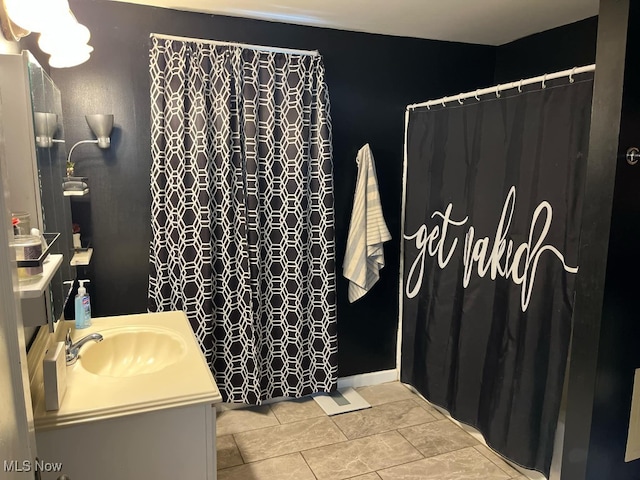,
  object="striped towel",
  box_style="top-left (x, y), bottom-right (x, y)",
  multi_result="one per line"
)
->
top-left (343, 144), bottom-right (391, 303)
